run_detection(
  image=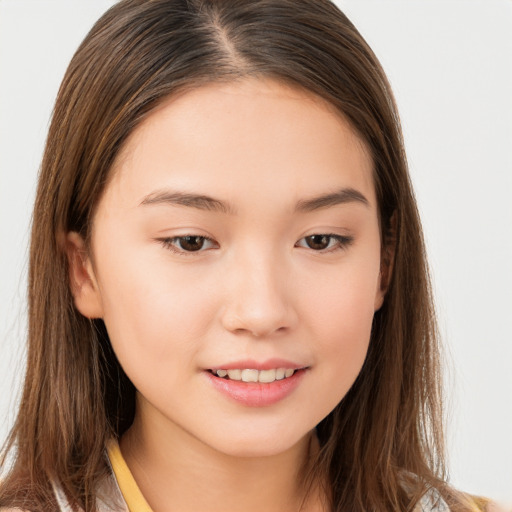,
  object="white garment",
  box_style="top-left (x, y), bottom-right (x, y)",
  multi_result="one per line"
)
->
top-left (50, 472), bottom-right (451, 512)
top-left (52, 472), bottom-right (128, 512)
